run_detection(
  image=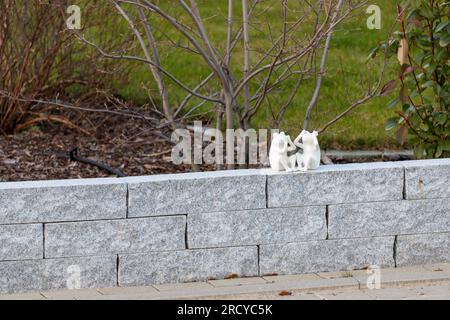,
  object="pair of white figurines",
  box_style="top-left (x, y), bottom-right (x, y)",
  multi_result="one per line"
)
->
top-left (269, 130), bottom-right (321, 172)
